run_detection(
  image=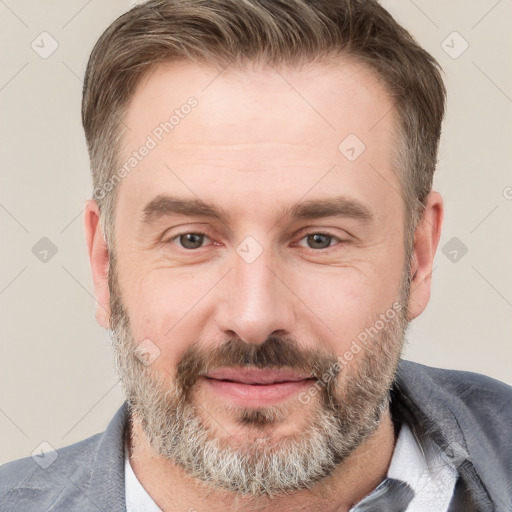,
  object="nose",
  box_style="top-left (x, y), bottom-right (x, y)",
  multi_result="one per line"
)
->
top-left (214, 248), bottom-right (297, 345)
